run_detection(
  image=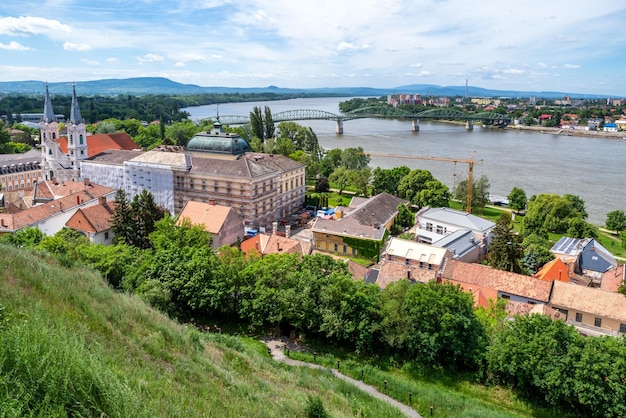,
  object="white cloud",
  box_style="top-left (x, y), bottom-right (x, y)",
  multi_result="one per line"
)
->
top-left (80, 58), bottom-right (100, 66)
top-left (137, 53), bottom-right (165, 63)
top-left (174, 61), bottom-right (185, 67)
top-left (0, 16), bottom-right (71, 36)
top-left (0, 41), bottom-right (33, 51)
top-left (63, 42), bottom-right (92, 51)
top-left (337, 42), bottom-right (370, 52)
top-left (536, 62), bottom-right (547, 68)
top-left (410, 63), bottom-right (423, 68)
top-left (563, 64), bottom-right (580, 69)
top-left (406, 71), bottom-right (431, 77)
top-left (106, 57), bottom-right (118, 63)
